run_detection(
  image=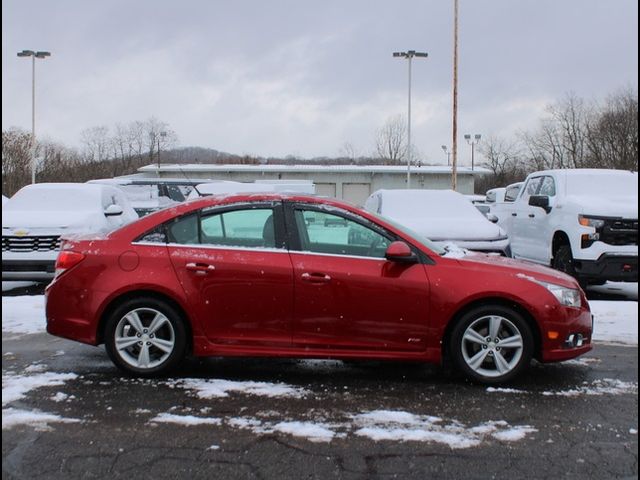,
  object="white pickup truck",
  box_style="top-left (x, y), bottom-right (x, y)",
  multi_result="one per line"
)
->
top-left (493, 169), bottom-right (638, 286)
